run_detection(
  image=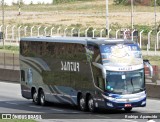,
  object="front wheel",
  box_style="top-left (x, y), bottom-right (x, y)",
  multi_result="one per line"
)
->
top-left (88, 95), bottom-right (97, 112)
top-left (124, 107), bottom-right (132, 112)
